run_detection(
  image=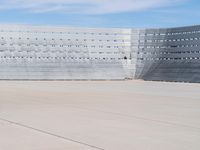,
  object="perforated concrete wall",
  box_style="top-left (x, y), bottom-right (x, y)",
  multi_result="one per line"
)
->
top-left (135, 25), bottom-right (200, 83)
top-left (0, 24), bottom-right (200, 82)
top-left (0, 25), bottom-right (135, 80)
